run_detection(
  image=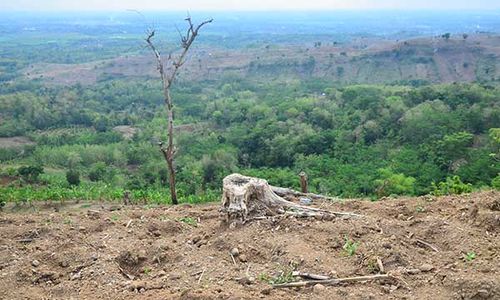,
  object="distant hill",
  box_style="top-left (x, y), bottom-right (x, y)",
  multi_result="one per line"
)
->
top-left (24, 34), bottom-right (500, 85)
